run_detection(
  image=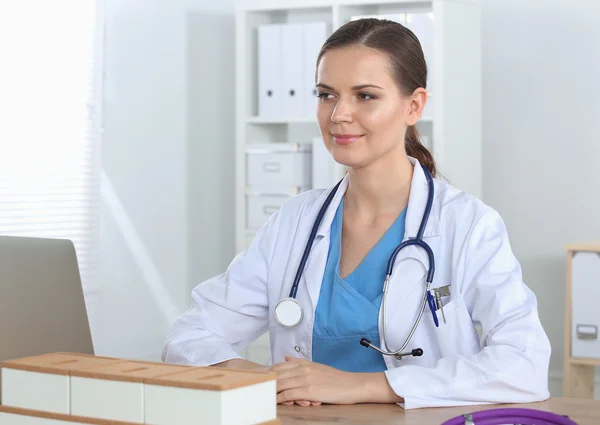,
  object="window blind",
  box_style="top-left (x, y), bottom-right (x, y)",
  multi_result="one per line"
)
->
top-left (0, 1), bottom-right (103, 295)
